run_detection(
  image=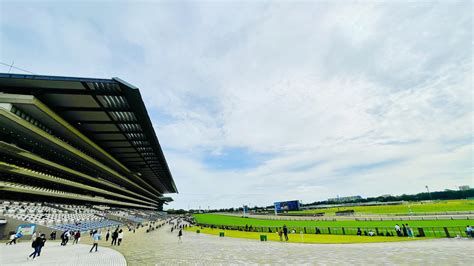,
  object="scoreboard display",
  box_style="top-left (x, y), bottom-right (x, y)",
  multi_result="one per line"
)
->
top-left (274, 200), bottom-right (300, 213)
